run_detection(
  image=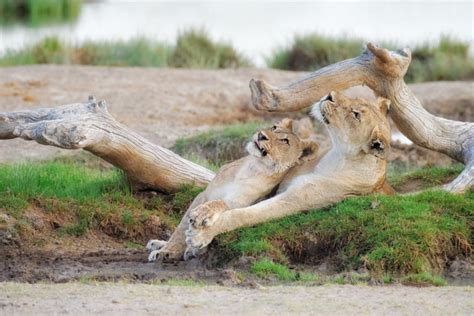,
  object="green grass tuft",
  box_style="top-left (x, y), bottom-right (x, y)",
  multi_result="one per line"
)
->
top-left (402, 272), bottom-right (447, 286)
top-left (333, 274), bottom-right (346, 285)
top-left (233, 239), bottom-right (273, 255)
top-left (0, 161), bottom-right (128, 201)
top-left (74, 38), bottom-right (171, 67)
top-left (123, 241), bottom-right (143, 249)
top-left (171, 185), bottom-right (204, 214)
top-left (251, 258), bottom-right (297, 281)
top-left (251, 259), bottom-right (318, 282)
top-left (121, 210), bottom-right (135, 226)
top-left (267, 34), bottom-right (362, 71)
top-left (298, 272), bottom-right (319, 282)
top-left (170, 28), bottom-right (250, 68)
top-left (173, 121), bottom-right (263, 166)
top-left (389, 164), bottom-right (463, 190)
top-left (382, 273), bottom-right (394, 284)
